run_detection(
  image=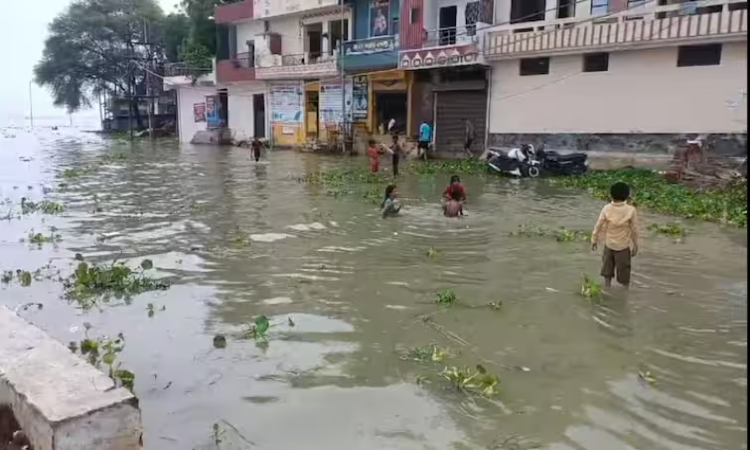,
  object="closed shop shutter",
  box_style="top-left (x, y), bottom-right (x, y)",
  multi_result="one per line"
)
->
top-left (434, 90), bottom-right (487, 156)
